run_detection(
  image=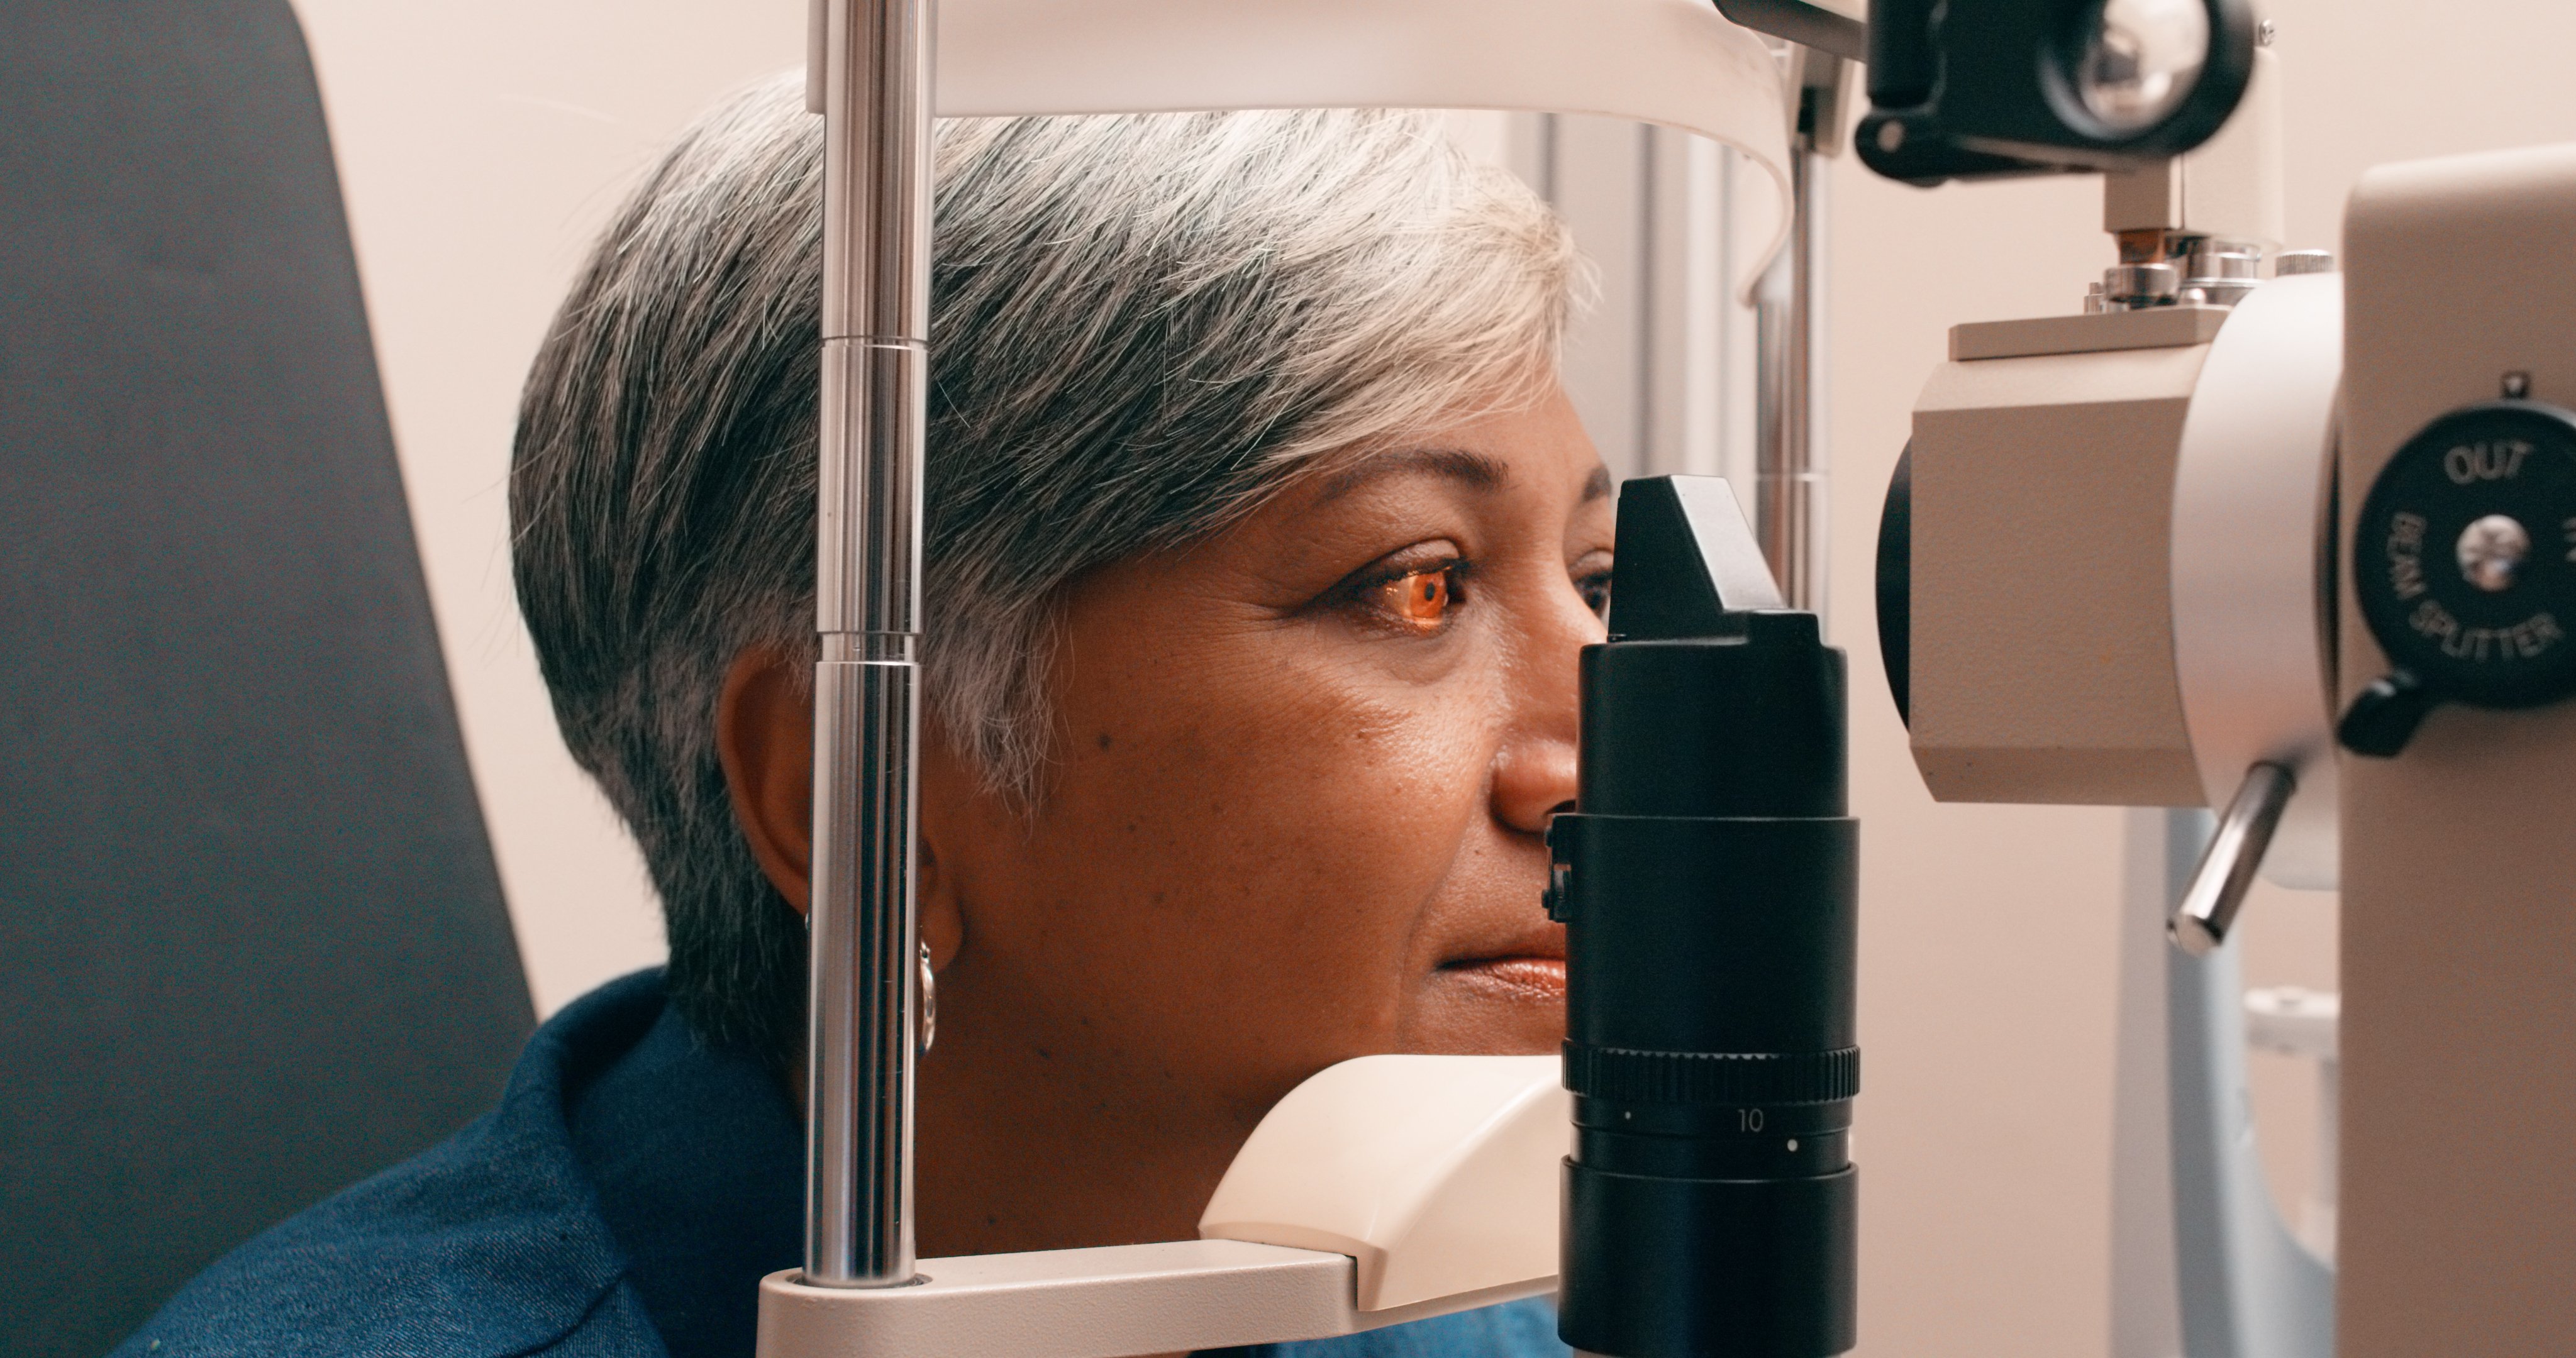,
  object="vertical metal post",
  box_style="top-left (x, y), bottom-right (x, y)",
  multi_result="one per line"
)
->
top-left (2161, 813), bottom-right (2336, 1358)
top-left (806, 0), bottom-right (933, 1288)
top-left (1755, 52), bottom-right (1840, 619)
